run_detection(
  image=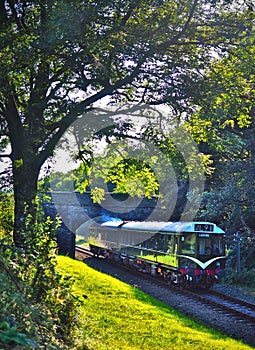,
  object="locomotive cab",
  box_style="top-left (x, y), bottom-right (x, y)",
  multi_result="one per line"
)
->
top-left (179, 232), bottom-right (225, 258)
top-left (178, 224), bottom-right (226, 287)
